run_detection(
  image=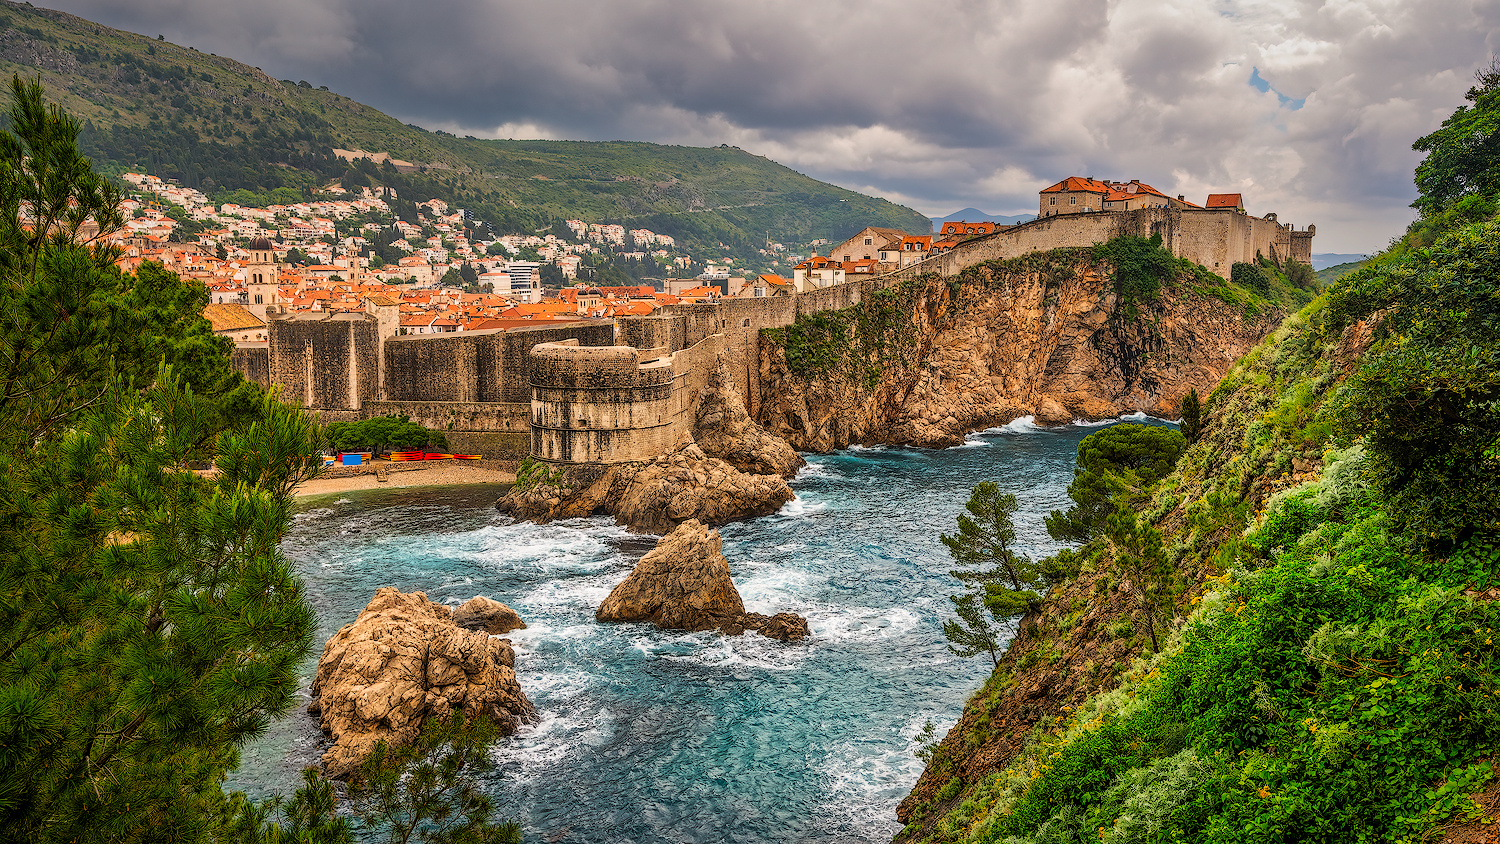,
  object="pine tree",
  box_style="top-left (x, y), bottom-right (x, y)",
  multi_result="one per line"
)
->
top-left (941, 481), bottom-right (1044, 617)
top-left (1179, 387), bottom-right (1203, 444)
top-left (942, 592), bottom-right (1004, 668)
top-left (0, 75), bottom-right (324, 843)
